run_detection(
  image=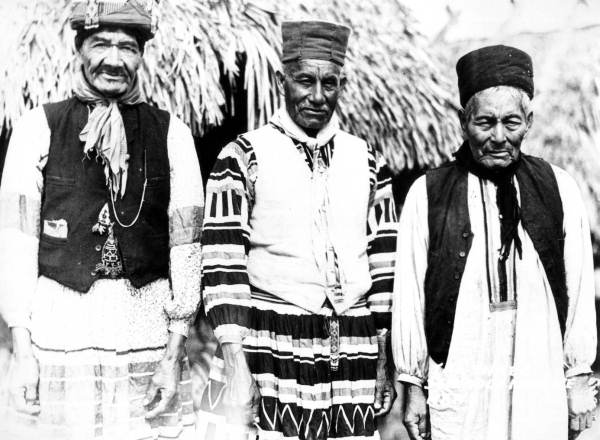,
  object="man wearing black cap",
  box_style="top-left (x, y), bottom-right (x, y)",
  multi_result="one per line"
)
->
top-left (0, 1), bottom-right (203, 438)
top-left (198, 19), bottom-right (398, 440)
top-left (392, 45), bottom-right (597, 440)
